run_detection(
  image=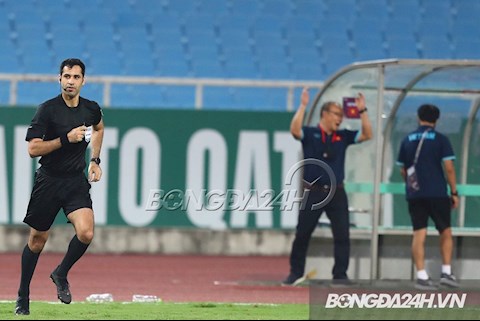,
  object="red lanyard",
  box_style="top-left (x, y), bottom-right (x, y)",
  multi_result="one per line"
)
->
top-left (319, 125), bottom-right (339, 143)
